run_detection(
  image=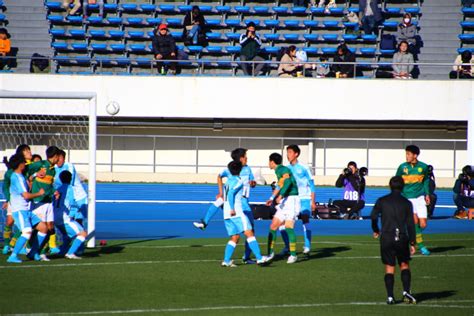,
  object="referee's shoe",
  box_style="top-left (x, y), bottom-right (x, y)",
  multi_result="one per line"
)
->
top-left (403, 291), bottom-right (417, 304)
